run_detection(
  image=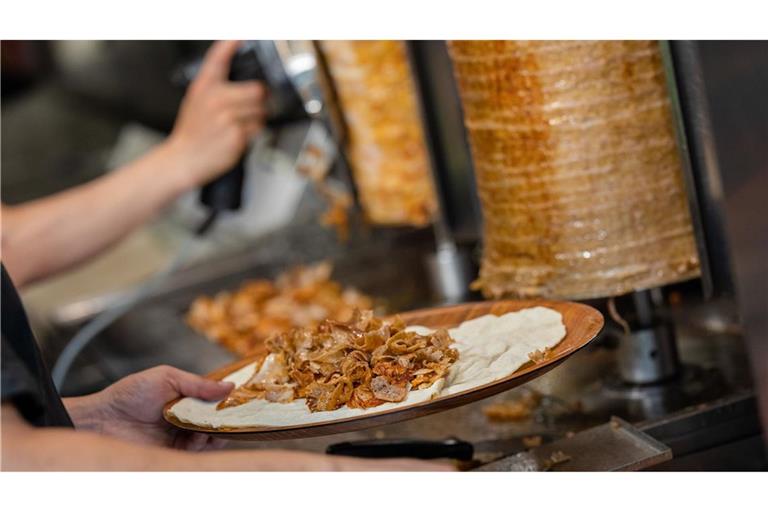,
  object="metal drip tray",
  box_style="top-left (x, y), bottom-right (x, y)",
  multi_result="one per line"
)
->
top-left (475, 417), bottom-right (672, 471)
